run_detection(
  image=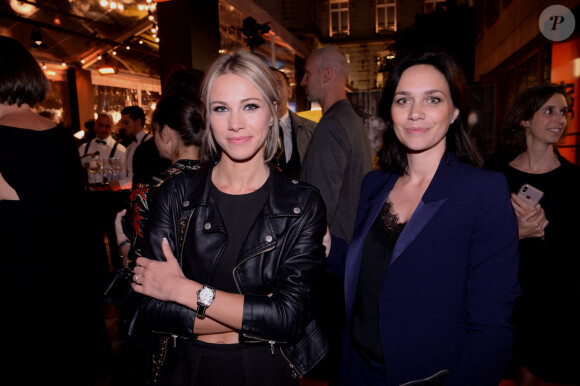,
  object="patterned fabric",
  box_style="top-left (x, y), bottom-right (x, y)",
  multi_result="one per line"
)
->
top-left (123, 159), bottom-right (200, 261)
